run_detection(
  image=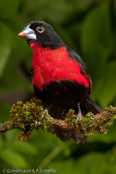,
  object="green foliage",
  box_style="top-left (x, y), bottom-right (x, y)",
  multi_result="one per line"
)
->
top-left (47, 151), bottom-right (116, 174)
top-left (1, 148), bottom-right (29, 168)
top-left (0, 0), bottom-right (116, 173)
top-left (81, 1), bottom-right (116, 108)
